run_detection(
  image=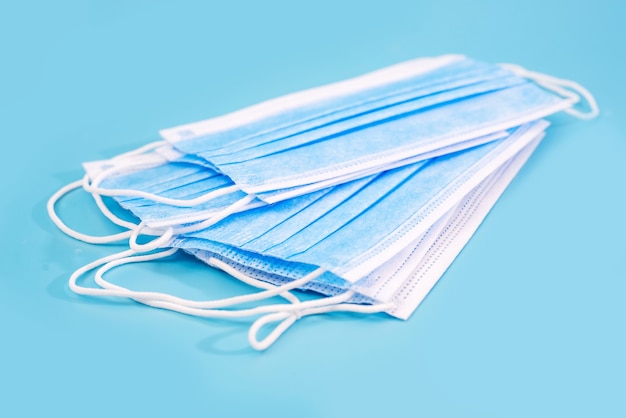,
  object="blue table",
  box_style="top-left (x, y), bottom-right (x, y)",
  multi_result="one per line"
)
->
top-left (1, 1), bottom-right (624, 416)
